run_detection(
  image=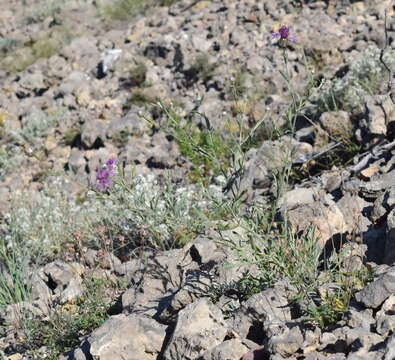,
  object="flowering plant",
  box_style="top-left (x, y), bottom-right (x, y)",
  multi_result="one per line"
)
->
top-left (271, 25), bottom-right (297, 44)
top-left (96, 157), bottom-right (117, 191)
